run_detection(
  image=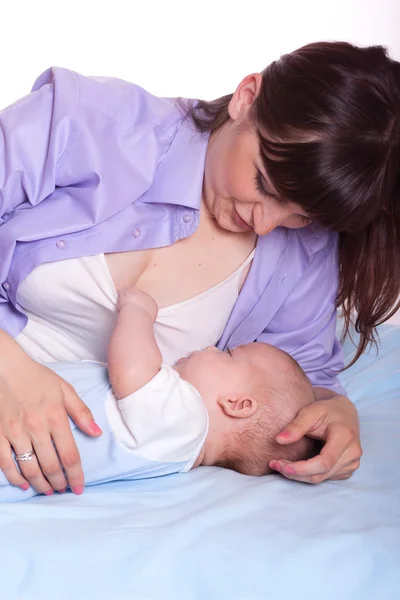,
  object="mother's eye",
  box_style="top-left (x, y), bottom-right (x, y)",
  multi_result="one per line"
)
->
top-left (254, 170), bottom-right (270, 197)
top-left (298, 215), bottom-right (313, 225)
top-left (254, 169), bottom-right (286, 204)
